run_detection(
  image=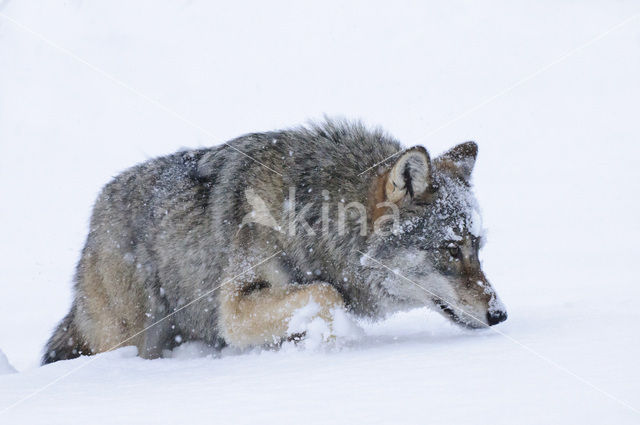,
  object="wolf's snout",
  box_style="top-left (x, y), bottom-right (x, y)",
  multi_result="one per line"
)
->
top-left (486, 310), bottom-right (507, 326)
